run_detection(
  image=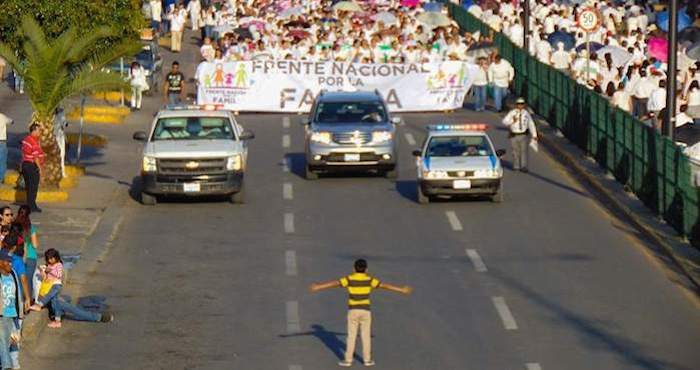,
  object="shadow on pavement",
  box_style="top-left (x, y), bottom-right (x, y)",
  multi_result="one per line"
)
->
top-left (279, 324), bottom-right (364, 362)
